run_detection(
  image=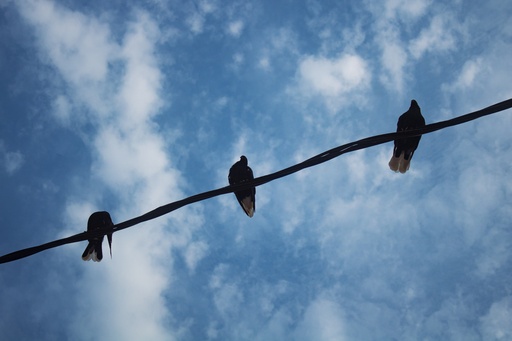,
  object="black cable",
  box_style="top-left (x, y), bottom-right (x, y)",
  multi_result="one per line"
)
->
top-left (1, 98), bottom-right (511, 264)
